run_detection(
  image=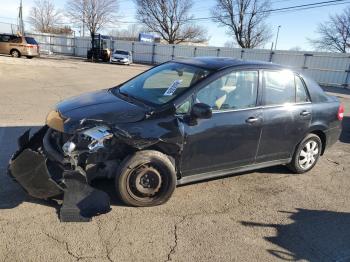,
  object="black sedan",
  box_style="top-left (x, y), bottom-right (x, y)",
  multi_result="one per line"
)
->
top-left (9, 57), bottom-right (343, 220)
